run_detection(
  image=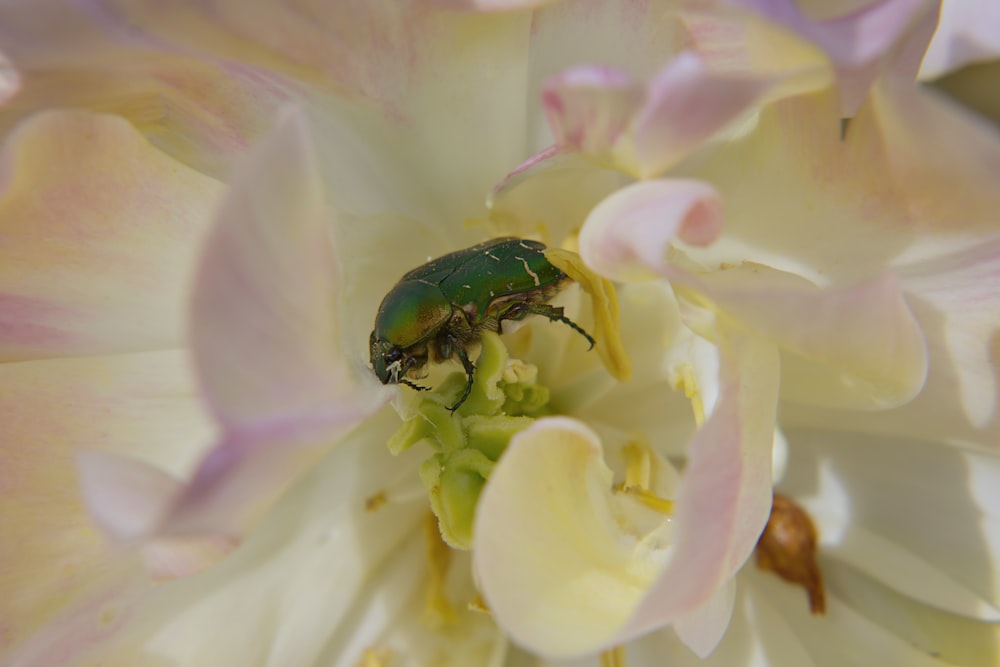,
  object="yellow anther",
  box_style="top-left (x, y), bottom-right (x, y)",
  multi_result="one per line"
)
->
top-left (622, 486), bottom-right (675, 515)
top-left (544, 247), bottom-right (631, 382)
top-left (600, 646), bottom-right (627, 667)
top-left (673, 364), bottom-right (705, 427)
top-left (422, 512), bottom-right (458, 628)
